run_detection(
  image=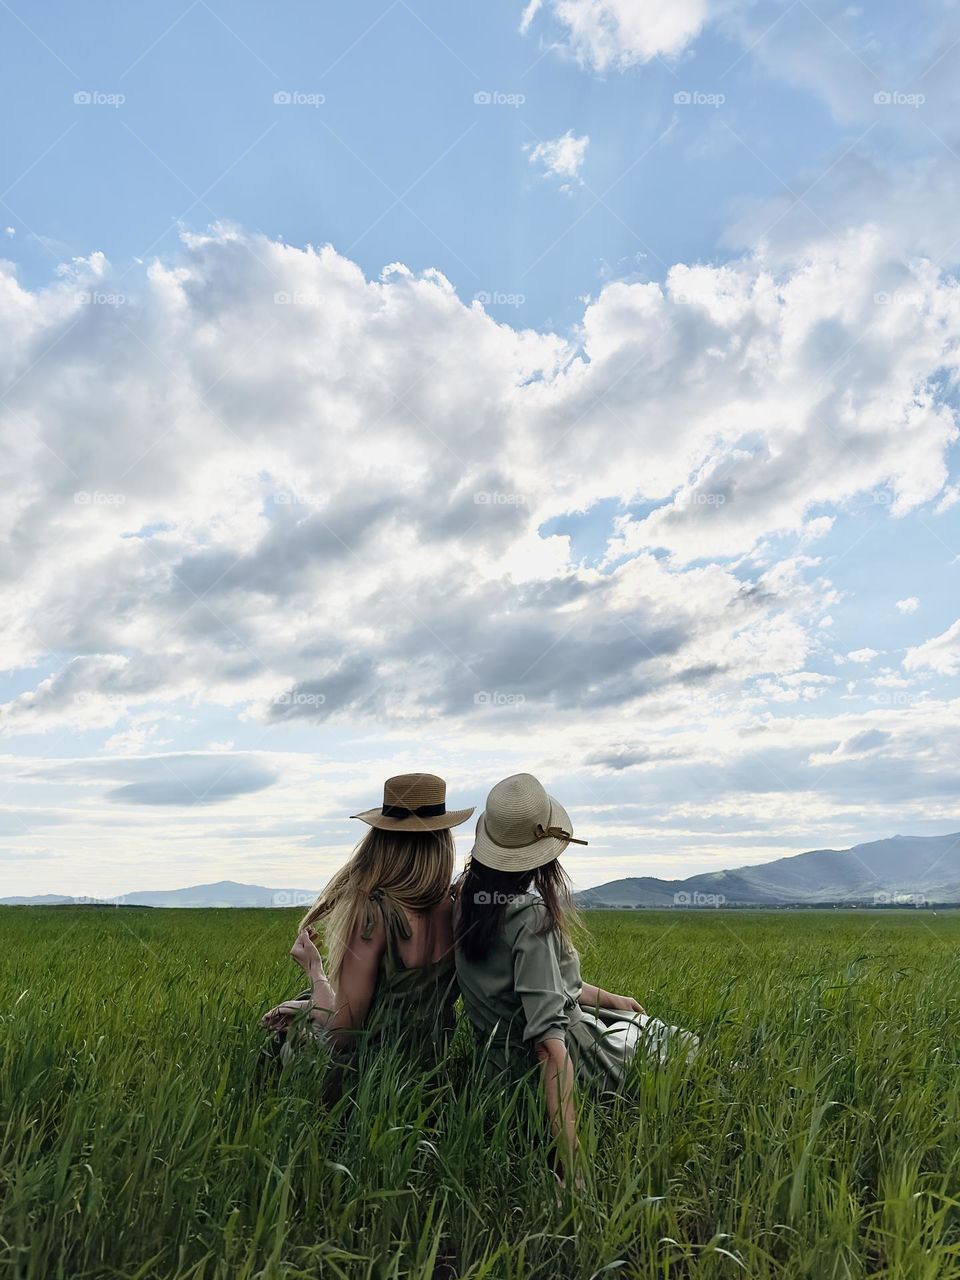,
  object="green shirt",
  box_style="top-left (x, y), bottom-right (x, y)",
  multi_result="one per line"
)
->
top-left (455, 893), bottom-right (582, 1072)
top-left (455, 893), bottom-right (696, 1093)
